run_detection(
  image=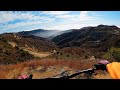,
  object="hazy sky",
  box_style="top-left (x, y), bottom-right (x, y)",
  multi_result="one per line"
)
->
top-left (0, 11), bottom-right (120, 34)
